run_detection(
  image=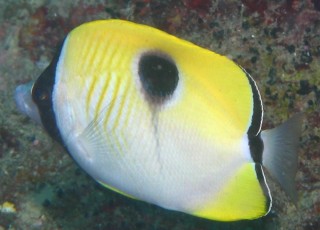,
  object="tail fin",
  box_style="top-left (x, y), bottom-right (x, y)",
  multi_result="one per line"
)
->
top-left (261, 114), bottom-right (303, 202)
